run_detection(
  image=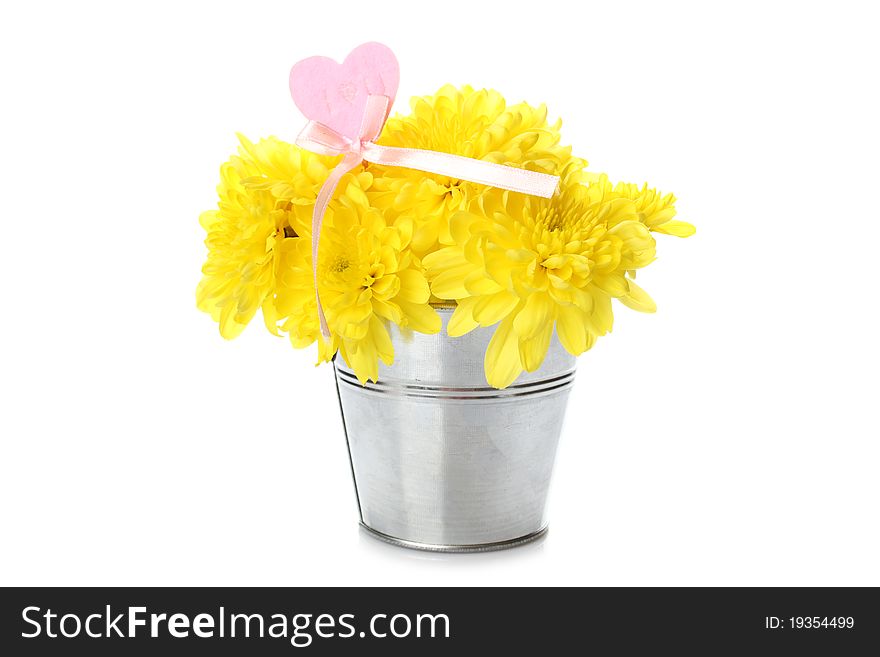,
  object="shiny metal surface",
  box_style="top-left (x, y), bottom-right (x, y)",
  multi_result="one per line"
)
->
top-left (334, 308), bottom-right (576, 552)
top-left (359, 523), bottom-right (549, 553)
